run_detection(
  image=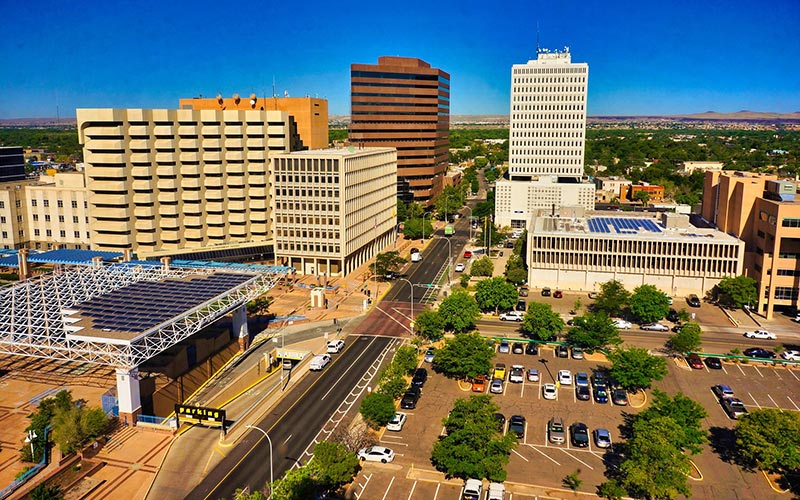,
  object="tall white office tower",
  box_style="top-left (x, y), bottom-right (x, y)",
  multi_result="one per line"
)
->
top-left (509, 48), bottom-right (588, 180)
